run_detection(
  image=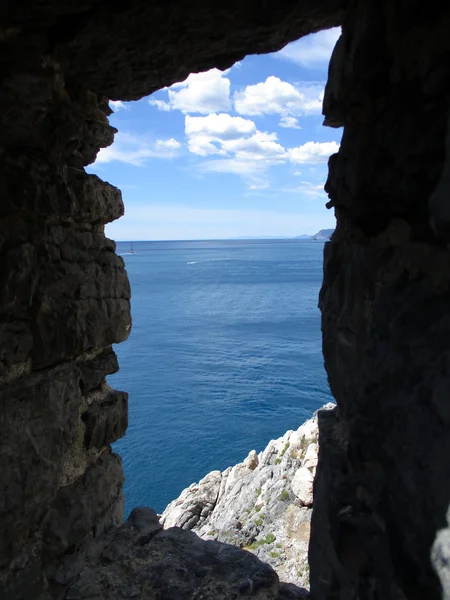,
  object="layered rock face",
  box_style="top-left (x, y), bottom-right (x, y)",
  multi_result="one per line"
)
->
top-left (0, 75), bottom-right (131, 597)
top-left (311, 2), bottom-right (450, 598)
top-left (161, 405), bottom-right (334, 591)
